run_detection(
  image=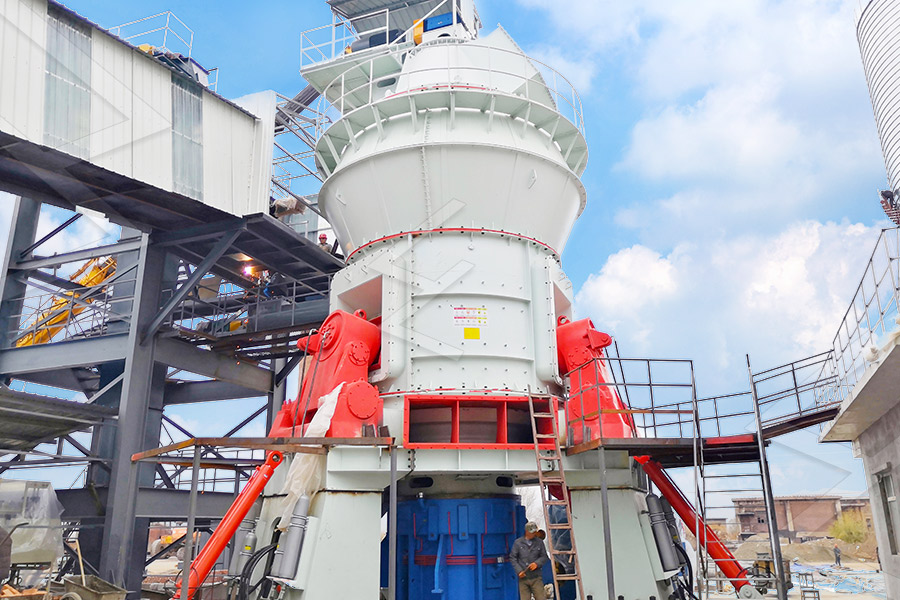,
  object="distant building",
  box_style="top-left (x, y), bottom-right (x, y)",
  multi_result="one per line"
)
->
top-left (732, 496), bottom-right (872, 541)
